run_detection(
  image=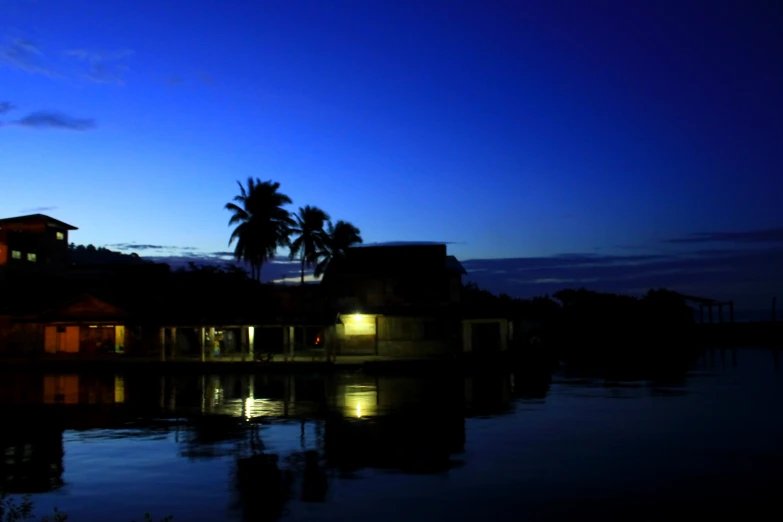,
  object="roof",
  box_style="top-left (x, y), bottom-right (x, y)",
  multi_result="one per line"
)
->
top-left (40, 293), bottom-right (131, 322)
top-left (445, 255), bottom-right (467, 275)
top-left (0, 214), bottom-right (78, 230)
top-left (324, 244), bottom-right (465, 279)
